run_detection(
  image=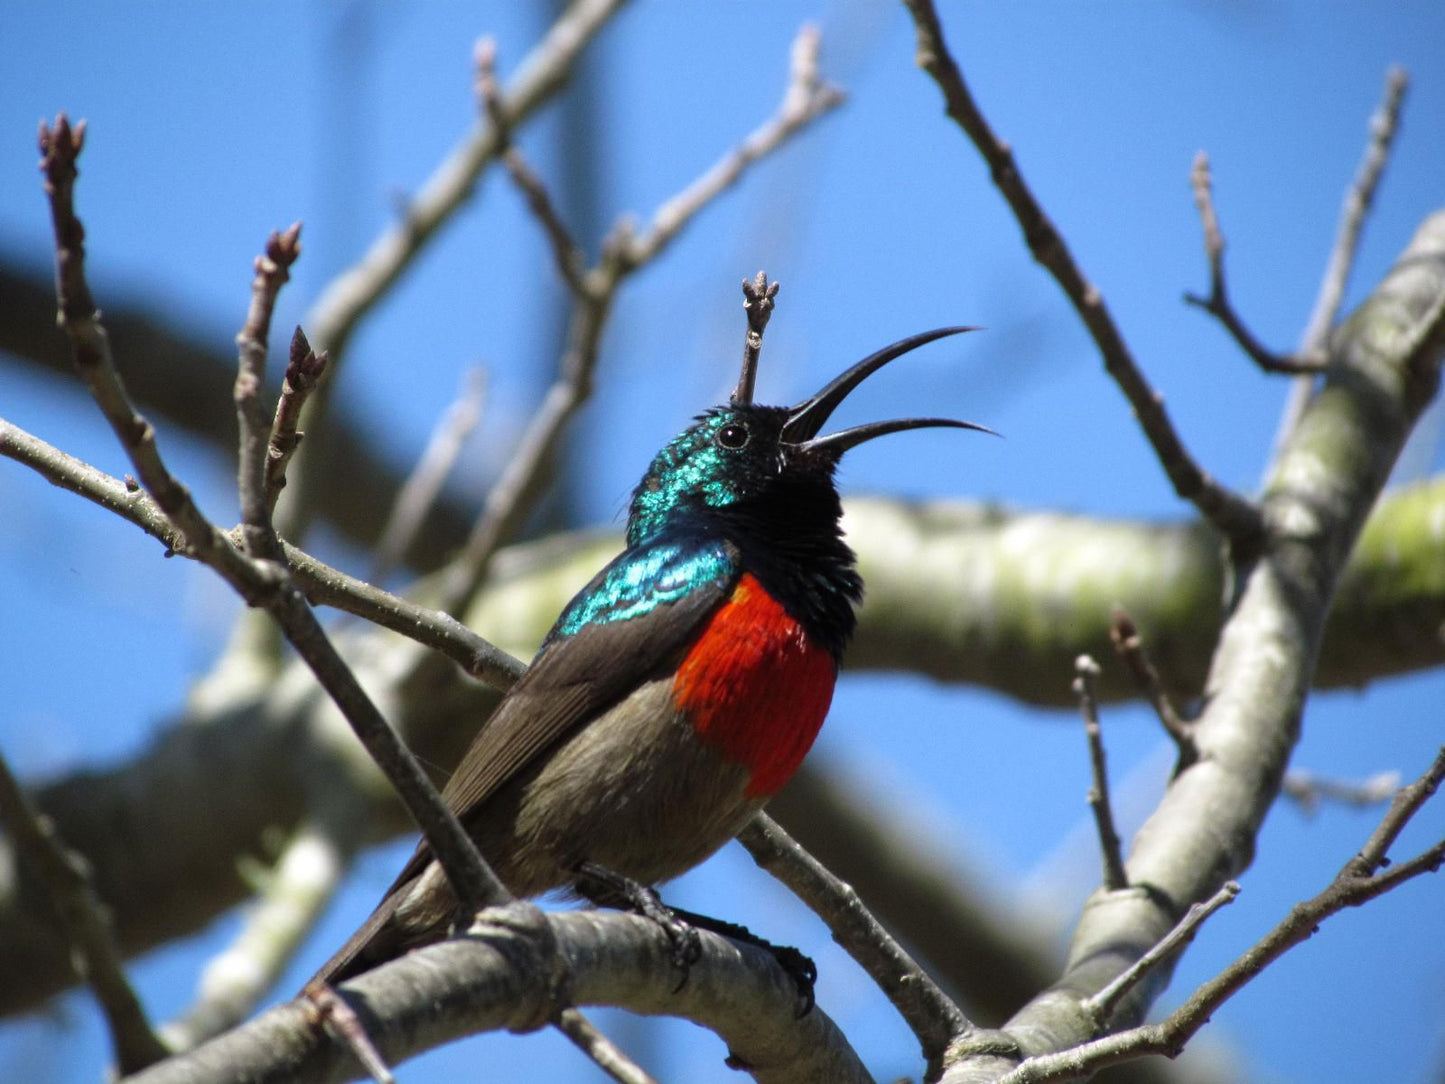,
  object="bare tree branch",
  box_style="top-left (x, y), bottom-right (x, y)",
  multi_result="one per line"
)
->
top-left (1182, 153), bottom-right (1326, 374)
top-left (1276, 66), bottom-right (1412, 444)
top-left (161, 813), bottom-right (360, 1051)
top-left (276, 0), bottom-right (632, 542)
top-left (307, 986), bottom-right (396, 1084)
top-left (235, 223), bottom-right (303, 559)
top-left (739, 813), bottom-right (971, 1075)
top-left (433, 22), bottom-right (845, 621)
top-left (122, 912), bottom-right (873, 1084)
top-left (1281, 767), bottom-right (1402, 815)
top-left (40, 110), bottom-right (510, 937)
top-left (936, 202), bottom-right (1445, 1084)
top-left (369, 367), bottom-right (485, 584)
top-left (733, 270), bottom-right (781, 403)
top-left (1109, 610), bottom-right (1195, 765)
top-left (901, 0), bottom-right (1263, 549)
top-left (0, 257), bottom-right (468, 567)
top-left (0, 413), bottom-right (527, 690)
top-left (553, 1010), bottom-right (660, 1084)
top-left (1082, 881), bottom-right (1239, 1027)
top-left (476, 38), bottom-right (591, 296)
top-left (999, 748), bottom-right (1445, 1083)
